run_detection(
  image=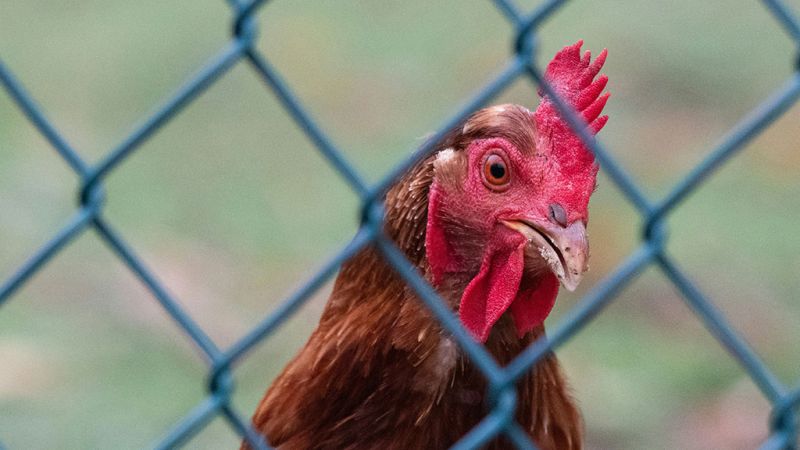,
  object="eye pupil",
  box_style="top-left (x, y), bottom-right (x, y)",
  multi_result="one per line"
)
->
top-left (482, 151), bottom-right (510, 189)
top-left (490, 163), bottom-right (505, 179)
